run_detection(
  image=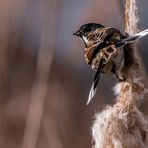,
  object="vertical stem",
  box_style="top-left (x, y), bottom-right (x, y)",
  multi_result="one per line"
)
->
top-left (21, 1), bottom-right (58, 148)
top-left (125, 0), bottom-right (139, 35)
top-left (92, 1), bottom-right (148, 148)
